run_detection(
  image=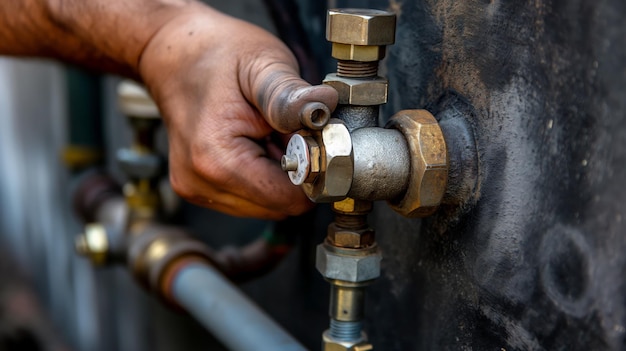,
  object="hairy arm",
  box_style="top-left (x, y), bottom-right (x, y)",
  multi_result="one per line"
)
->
top-left (0, 0), bottom-right (338, 219)
top-left (0, 0), bottom-right (195, 78)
